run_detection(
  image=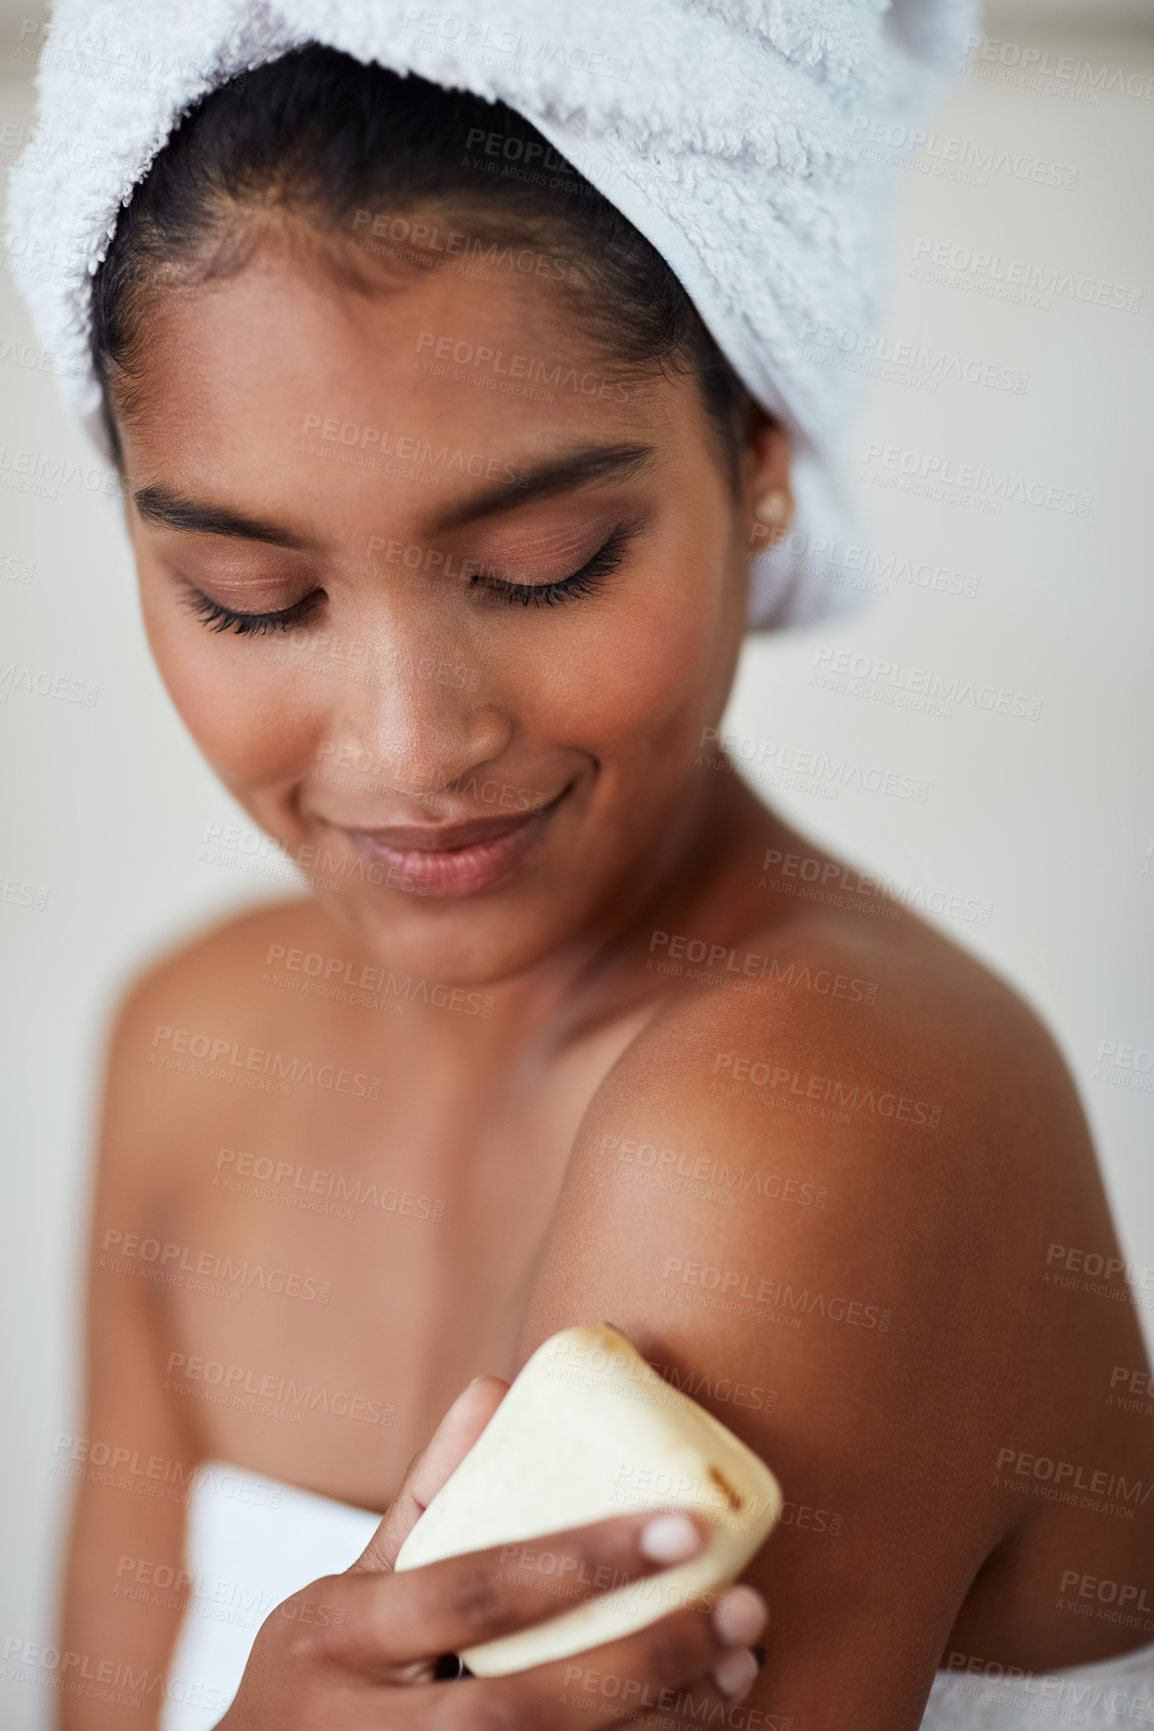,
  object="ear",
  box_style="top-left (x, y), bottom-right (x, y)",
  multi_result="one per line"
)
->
top-left (740, 405), bottom-right (793, 550)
